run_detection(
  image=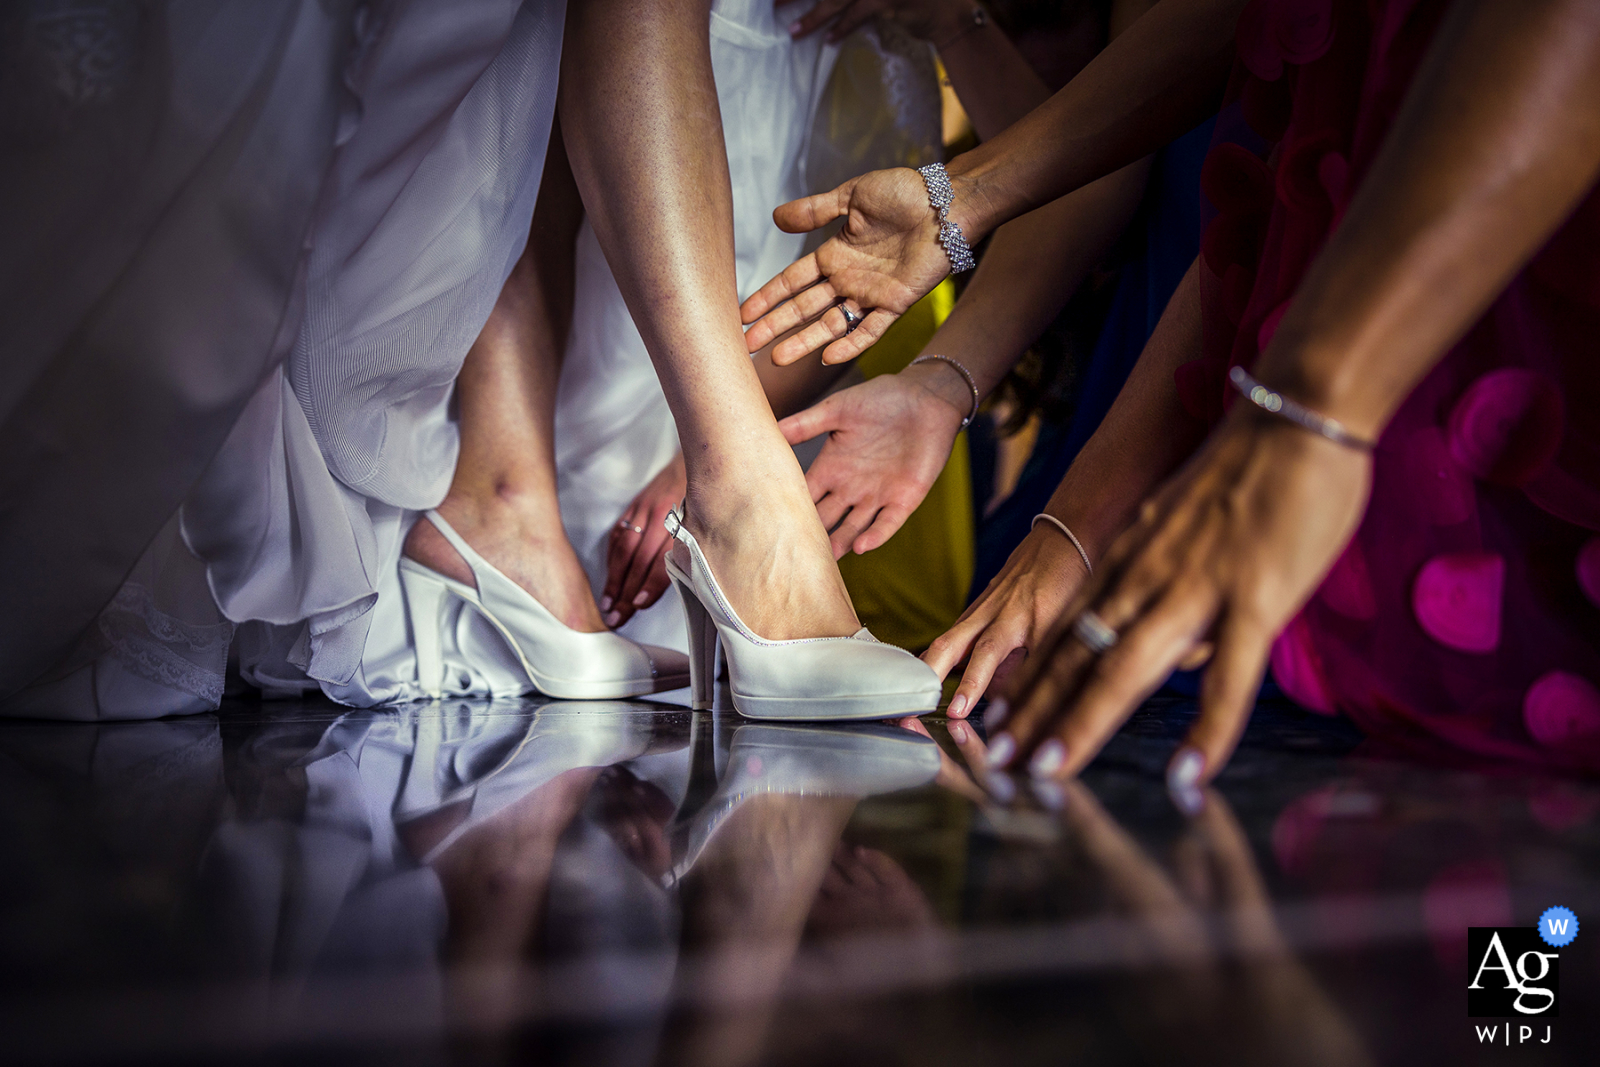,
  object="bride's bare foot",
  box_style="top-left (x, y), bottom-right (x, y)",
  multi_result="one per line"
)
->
top-left (403, 493), bottom-right (608, 633)
top-left (683, 464), bottom-right (861, 642)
